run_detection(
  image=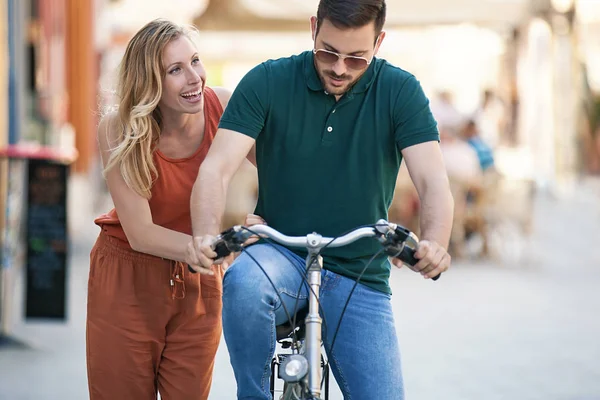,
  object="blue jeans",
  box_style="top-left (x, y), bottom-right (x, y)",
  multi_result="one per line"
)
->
top-left (222, 244), bottom-right (404, 399)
